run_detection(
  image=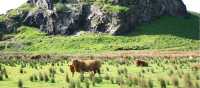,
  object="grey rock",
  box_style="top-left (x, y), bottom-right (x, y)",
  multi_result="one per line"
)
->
top-left (28, 0), bottom-right (53, 10)
top-left (24, 4), bottom-right (84, 35)
top-left (133, 0), bottom-right (187, 23)
top-left (85, 5), bottom-right (133, 35)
